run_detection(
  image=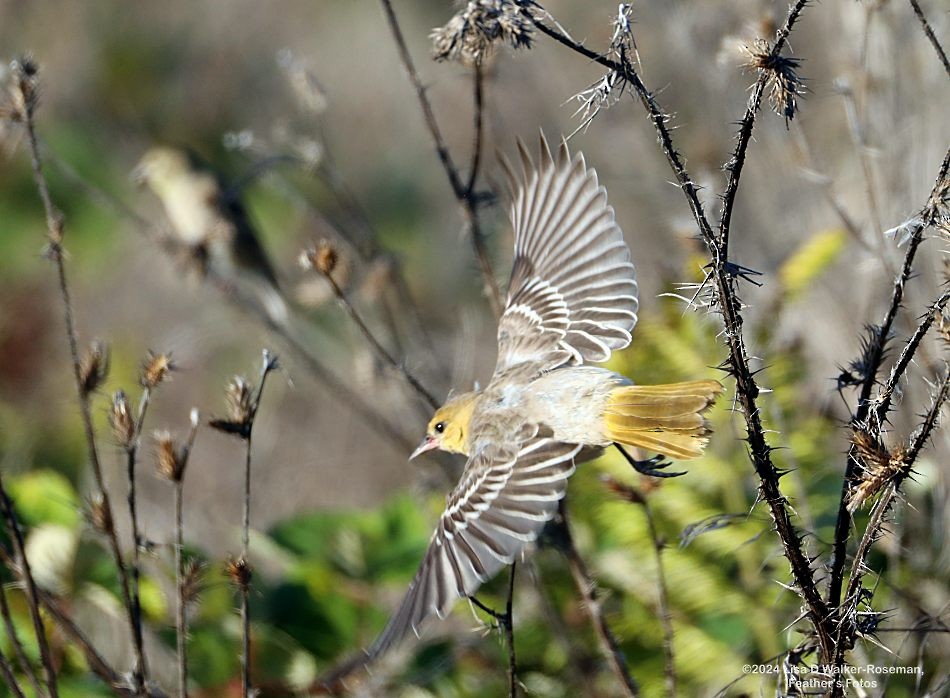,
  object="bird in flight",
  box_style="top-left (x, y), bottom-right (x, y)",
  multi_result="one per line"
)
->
top-left (133, 147), bottom-right (289, 326)
top-left (332, 133), bottom-right (722, 680)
